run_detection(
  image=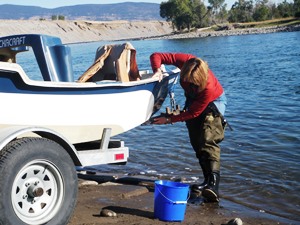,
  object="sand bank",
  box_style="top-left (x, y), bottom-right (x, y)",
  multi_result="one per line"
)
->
top-left (0, 20), bottom-right (173, 44)
top-left (1, 20), bottom-right (299, 45)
